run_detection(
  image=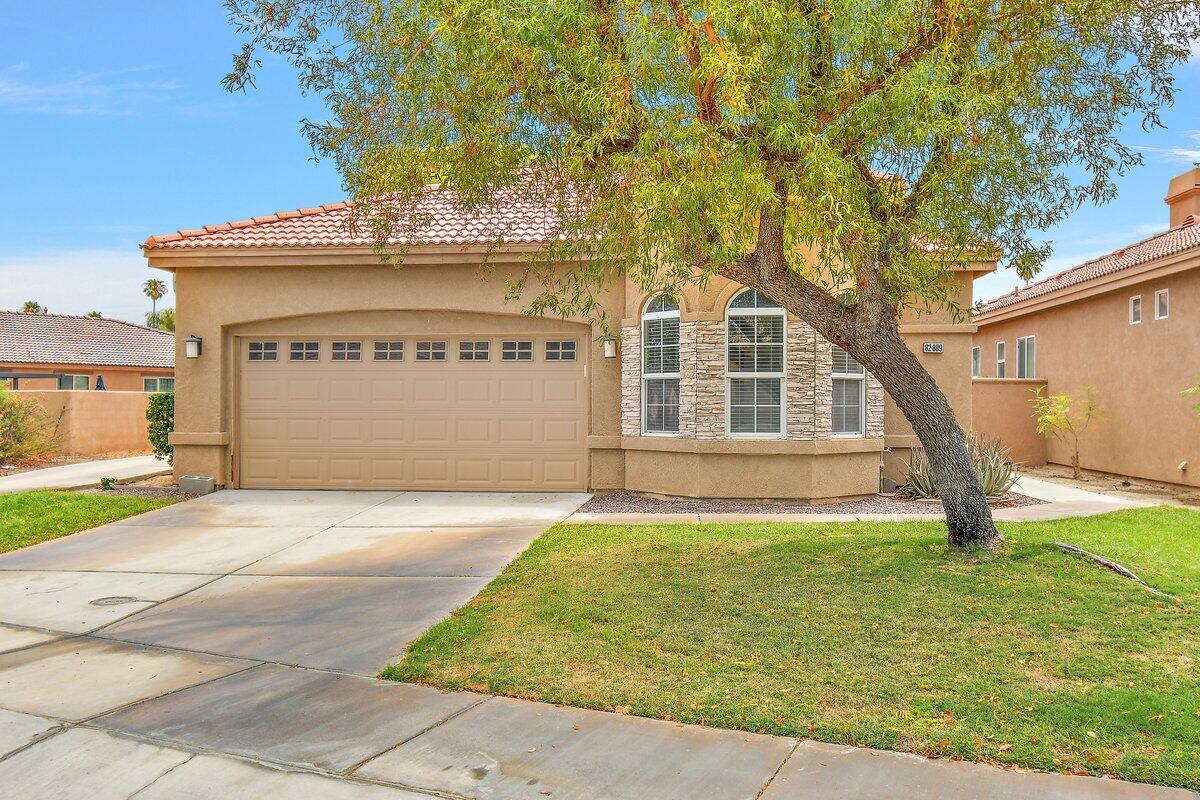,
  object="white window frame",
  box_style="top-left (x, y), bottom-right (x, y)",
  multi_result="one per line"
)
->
top-left (641, 294), bottom-right (681, 435)
top-left (1129, 295), bottom-right (1142, 325)
top-left (459, 340), bottom-right (490, 361)
top-left (416, 341), bottom-right (447, 361)
top-left (68, 374), bottom-right (90, 391)
top-left (545, 340), bottom-right (576, 361)
top-left (995, 341), bottom-right (1006, 378)
top-left (247, 341), bottom-right (277, 361)
top-left (373, 340), bottom-right (404, 361)
top-left (1154, 288), bottom-right (1169, 320)
top-left (830, 346), bottom-right (866, 437)
top-left (289, 341), bottom-right (320, 361)
top-left (331, 341), bottom-right (362, 362)
top-left (971, 346), bottom-right (981, 378)
top-left (1016, 335), bottom-right (1036, 379)
top-left (501, 340), bottom-right (534, 362)
top-left (725, 289), bottom-right (786, 439)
